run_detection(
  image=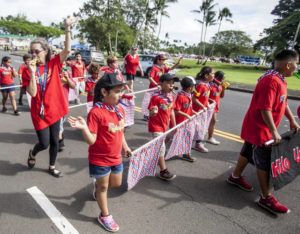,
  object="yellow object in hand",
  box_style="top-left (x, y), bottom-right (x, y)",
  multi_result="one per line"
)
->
top-left (222, 81), bottom-right (230, 89)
